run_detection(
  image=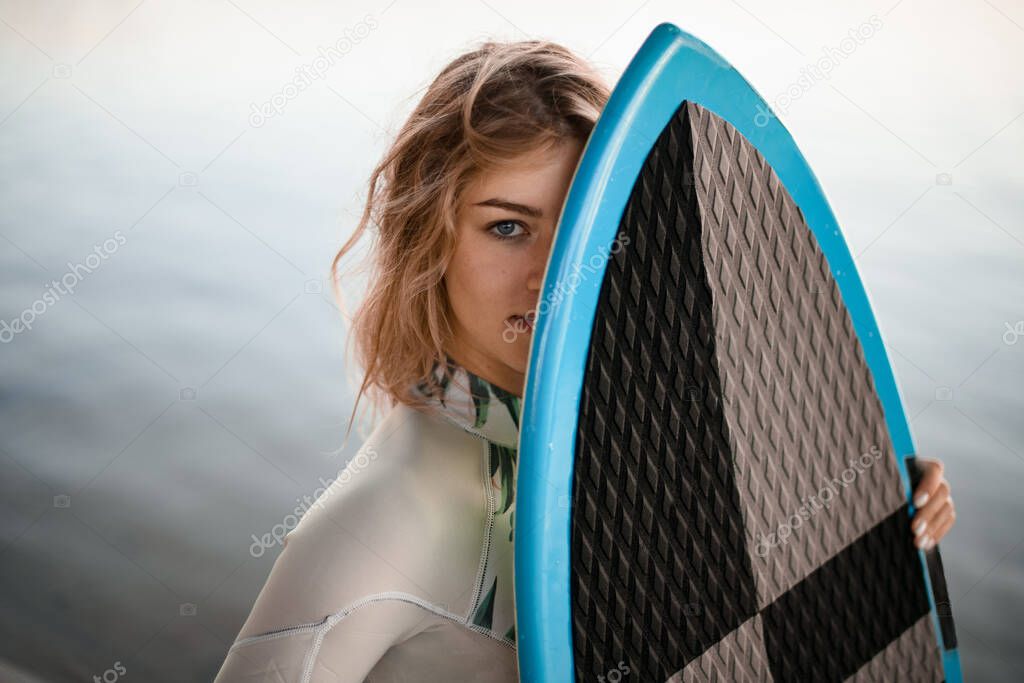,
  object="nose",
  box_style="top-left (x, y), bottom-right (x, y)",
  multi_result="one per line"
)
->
top-left (526, 226), bottom-right (555, 292)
